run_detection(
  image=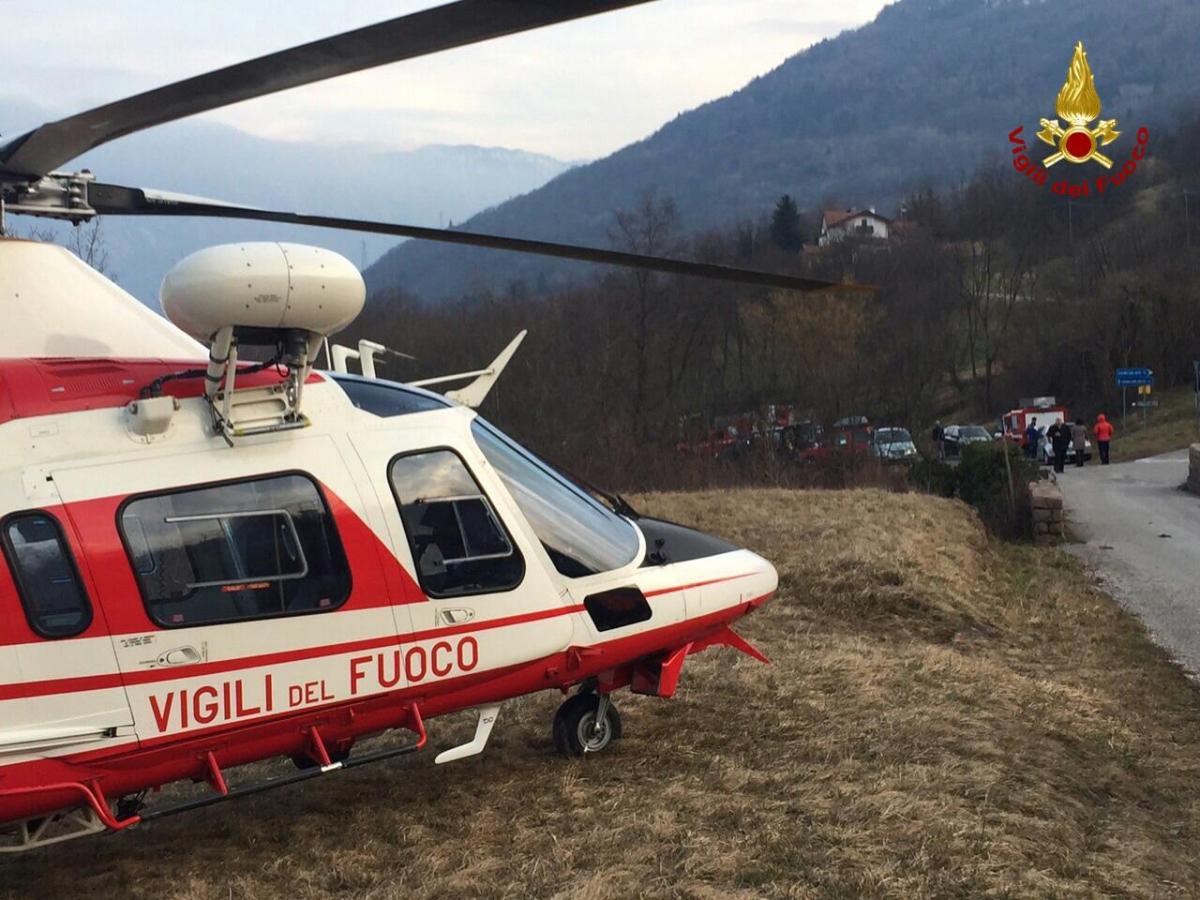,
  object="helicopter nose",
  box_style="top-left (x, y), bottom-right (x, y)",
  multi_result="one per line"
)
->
top-left (719, 548), bottom-right (777, 615)
top-left (635, 517), bottom-right (777, 617)
top-left (744, 551), bottom-right (778, 609)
